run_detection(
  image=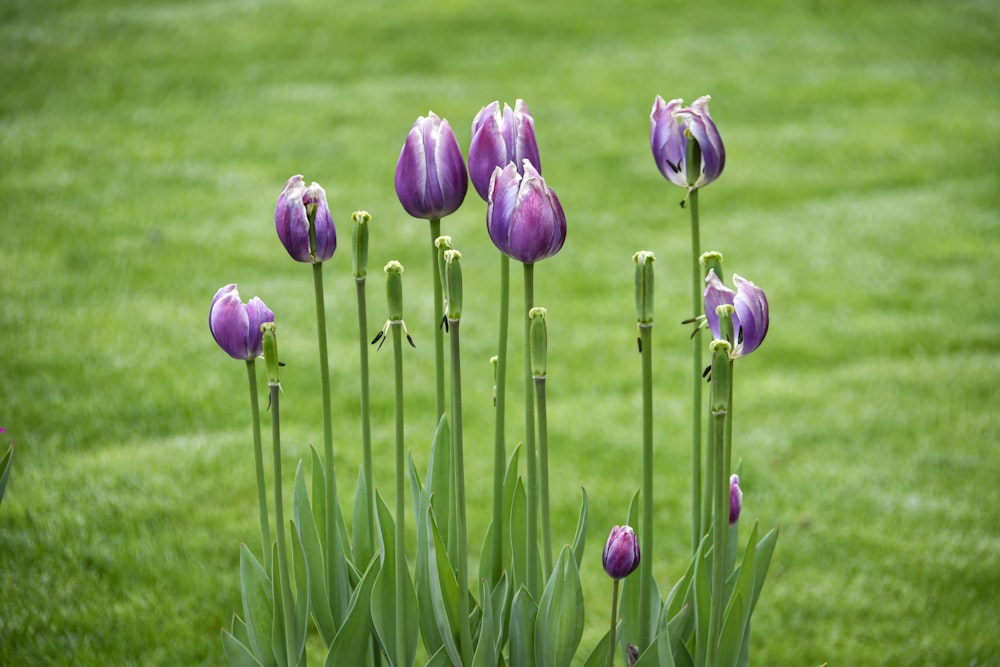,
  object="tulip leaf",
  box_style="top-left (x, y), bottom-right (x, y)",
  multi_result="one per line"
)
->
top-left (571, 487), bottom-right (588, 568)
top-left (534, 545), bottom-right (584, 667)
top-left (489, 572), bottom-right (510, 653)
top-left (270, 543), bottom-right (289, 667)
top-left (427, 415), bottom-right (453, 547)
top-left (508, 586), bottom-right (537, 667)
top-left (471, 578), bottom-right (497, 667)
top-left (425, 507), bottom-right (463, 667)
top-left (410, 454), bottom-right (446, 659)
top-left (508, 477), bottom-right (528, 596)
top-left (352, 465), bottom-right (374, 572)
top-left (309, 447), bottom-right (327, 555)
top-left (619, 488), bottom-right (642, 650)
top-left (579, 621), bottom-right (618, 667)
top-left (691, 539), bottom-right (711, 667)
top-left (325, 554), bottom-right (379, 667)
top-left (231, 613), bottom-right (252, 650)
top-left (717, 592), bottom-right (745, 667)
top-left (748, 526), bottom-right (779, 617)
top-left (222, 626), bottom-right (264, 667)
top-left (292, 462), bottom-right (335, 644)
top-left (239, 544), bottom-right (276, 666)
top-left (370, 492), bottom-right (418, 667)
top-left (290, 520), bottom-right (310, 662)
top-left (425, 647), bottom-right (452, 667)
